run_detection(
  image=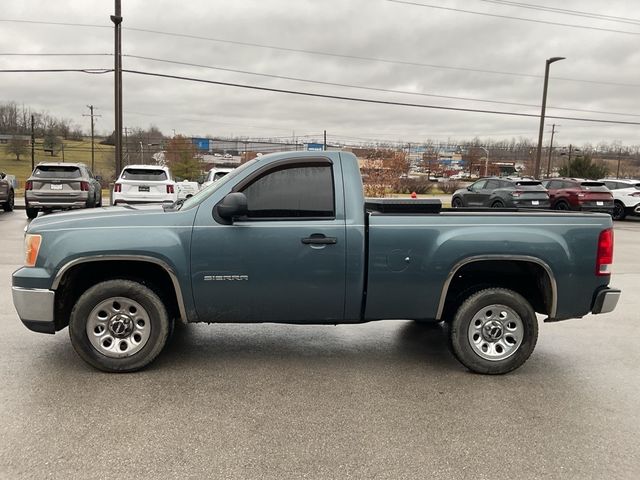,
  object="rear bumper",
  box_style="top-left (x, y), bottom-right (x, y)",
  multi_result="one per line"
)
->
top-left (591, 287), bottom-right (621, 314)
top-left (26, 192), bottom-right (88, 208)
top-left (12, 287), bottom-right (56, 334)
